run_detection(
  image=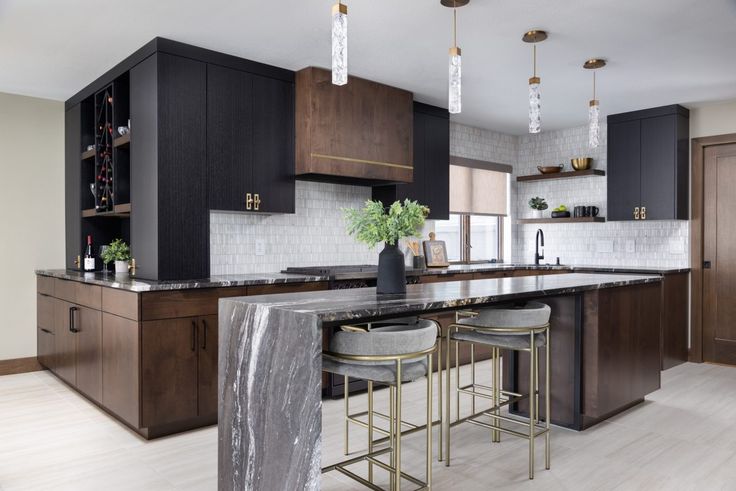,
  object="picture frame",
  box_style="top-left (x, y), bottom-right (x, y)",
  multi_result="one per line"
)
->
top-left (423, 233), bottom-right (449, 268)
